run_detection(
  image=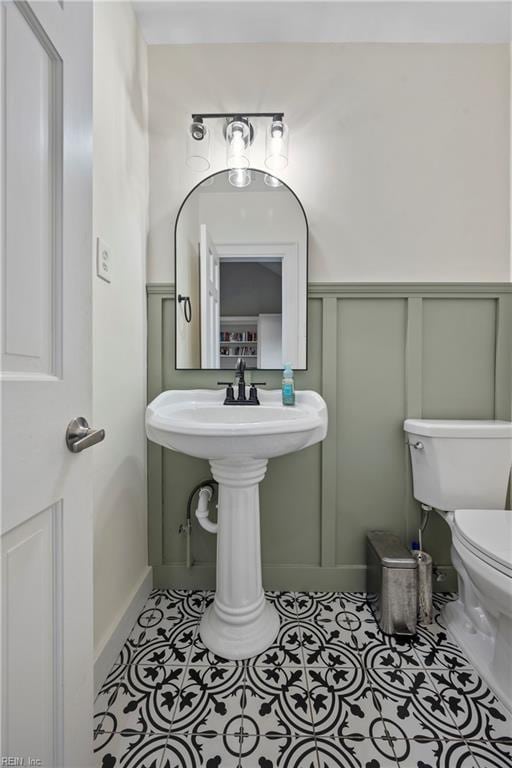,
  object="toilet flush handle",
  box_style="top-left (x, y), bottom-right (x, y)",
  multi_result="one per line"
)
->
top-left (406, 440), bottom-right (424, 450)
